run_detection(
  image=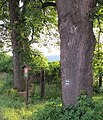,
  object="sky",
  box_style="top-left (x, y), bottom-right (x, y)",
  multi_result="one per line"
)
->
top-left (1, 1), bottom-right (59, 57)
top-left (31, 43), bottom-right (60, 56)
